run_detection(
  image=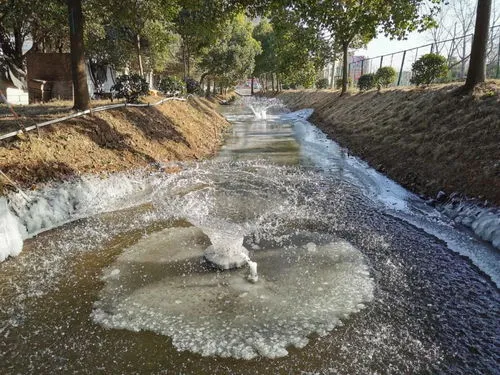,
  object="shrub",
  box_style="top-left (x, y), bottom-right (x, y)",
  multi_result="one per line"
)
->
top-left (358, 73), bottom-right (377, 91)
top-left (335, 77), bottom-right (352, 89)
top-left (184, 77), bottom-right (203, 95)
top-left (410, 53), bottom-right (448, 85)
top-left (316, 78), bottom-right (329, 89)
top-left (375, 66), bottom-right (397, 88)
top-left (111, 74), bottom-right (149, 103)
top-left (158, 76), bottom-right (186, 97)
